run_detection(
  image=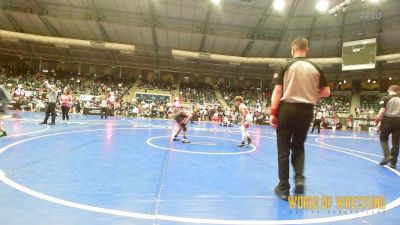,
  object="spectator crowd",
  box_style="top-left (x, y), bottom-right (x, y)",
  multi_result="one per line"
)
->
top-left (317, 94), bottom-right (351, 116)
top-left (0, 66), bottom-right (133, 116)
top-left (0, 65), bottom-right (385, 126)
